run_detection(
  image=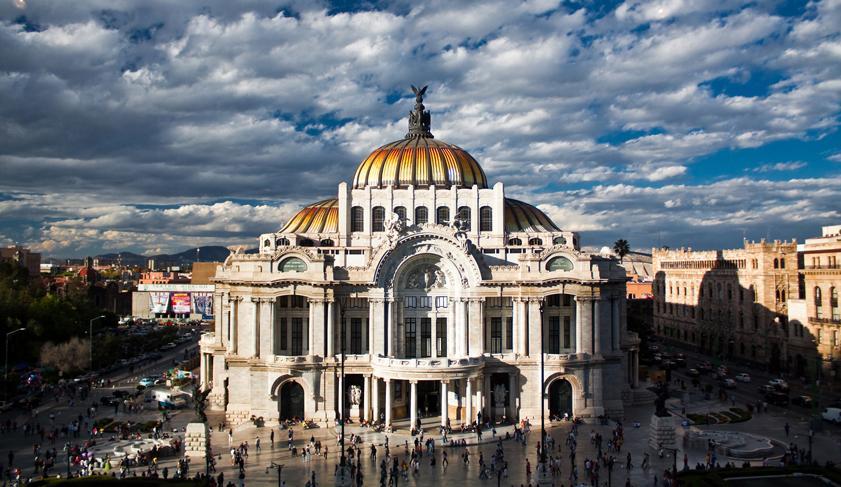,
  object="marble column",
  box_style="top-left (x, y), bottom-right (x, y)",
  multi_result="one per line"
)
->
top-left (368, 299), bottom-right (382, 355)
top-left (199, 353), bottom-right (206, 389)
top-left (251, 298), bottom-right (260, 358)
top-left (231, 297), bottom-right (240, 354)
top-left (508, 372), bottom-right (517, 420)
top-left (326, 300), bottom-right (335, 357)
top-left (386, 300), bottom-right (395, 357)
top-left (372, 377), bottom-right (380, 422)
top-left (527, 299), bottom-right (542, 357)
top-left (575, 296), bottom-right (593, 354)
top-left (440, 380), bottom-right (448, 427)
top-left (512, 299), bottom-right (520, 355)
top-left (612, 297), bottom-right (621, 351)
top-left (476, 375), bottom-right (485, 422)
top-left (338, 374), bottom-right (344, 422)
top-left (448, 299), bottom-right (457, 357)
top-left (464, 378), bottom-right (473, 426)
top-left (260, 298), bottom-right (274, 359)
top-left (410, 381), bottom-right (418, 432)
top-left (384, 379), bottom-right (392, 427)
top-left (468, 298), bottom-right (484, 356)
top-left (518, 299), bottom-right (528, 355)
top-left (460, 299), bottom-right (469, 356)
top-left (363, 375), bottom-right (371, 421)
